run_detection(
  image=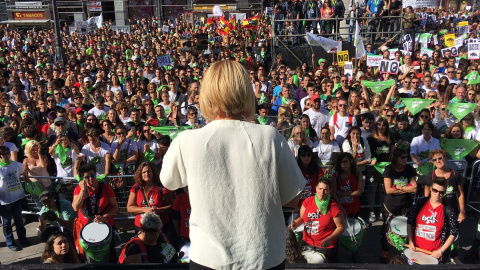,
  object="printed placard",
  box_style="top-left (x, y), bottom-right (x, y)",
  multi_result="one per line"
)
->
top-left (455, 36), bottom-right (464, 47)
top-left (468, 43), bottom-right (480, 60)
top-left (367, 55), bottom-right (383, 67)
top-left (156, 55), bottom-right (173, 67)
top-left (337, 50), bottom-right (349, 67)
top-left (445, 34), bottom-right (455, 47)
top-left (162, 25), bottom-right (169, 33)
top-left (441, 46), bottom-right (459, 57)
top-left (379, 60), bottom-right (400, 74)
top-left (458, 21), bottom-right (469, 35)
top-left (388, 48), bottom-right (399, 60)
top-left (420, 47), bottom-right (433, 58)
top-left (344, 62), bottom-right (353, 78)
